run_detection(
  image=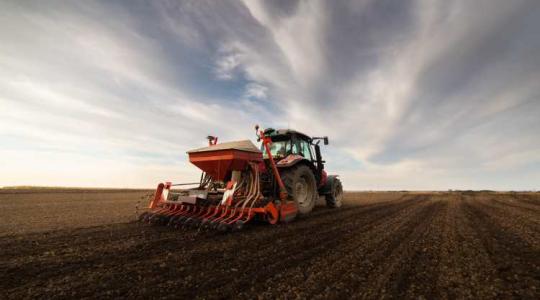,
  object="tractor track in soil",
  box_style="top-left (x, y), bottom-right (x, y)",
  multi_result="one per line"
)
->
top-left (0, 191), bottom-right (539, 299)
